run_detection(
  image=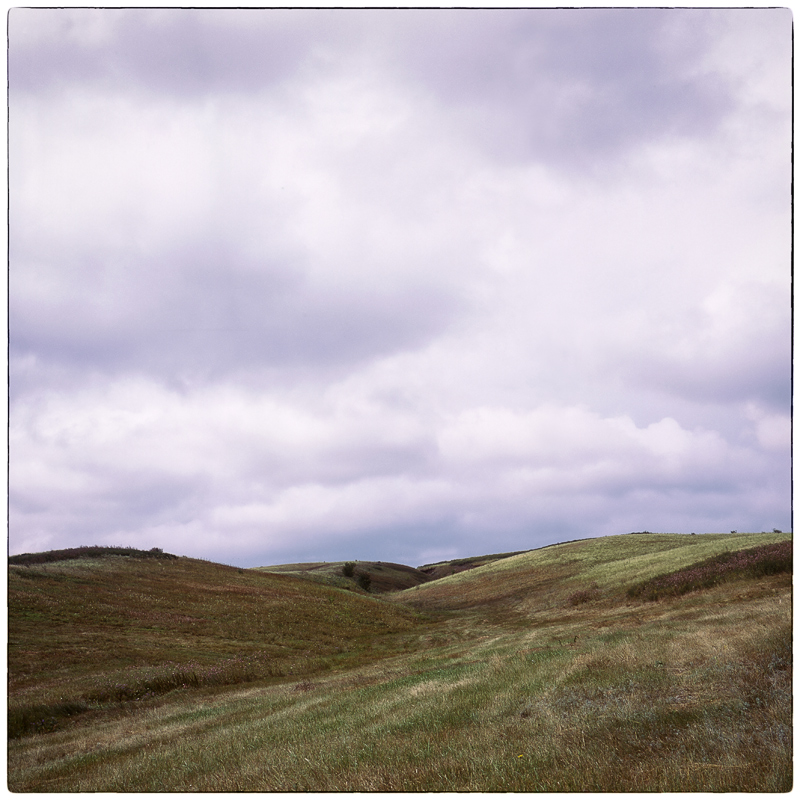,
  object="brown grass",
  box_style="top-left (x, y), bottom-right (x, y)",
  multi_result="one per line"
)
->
top-left (7, 532), bottom-right (792, 791)
top-left (8, 554), bottom-right (431, 737)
